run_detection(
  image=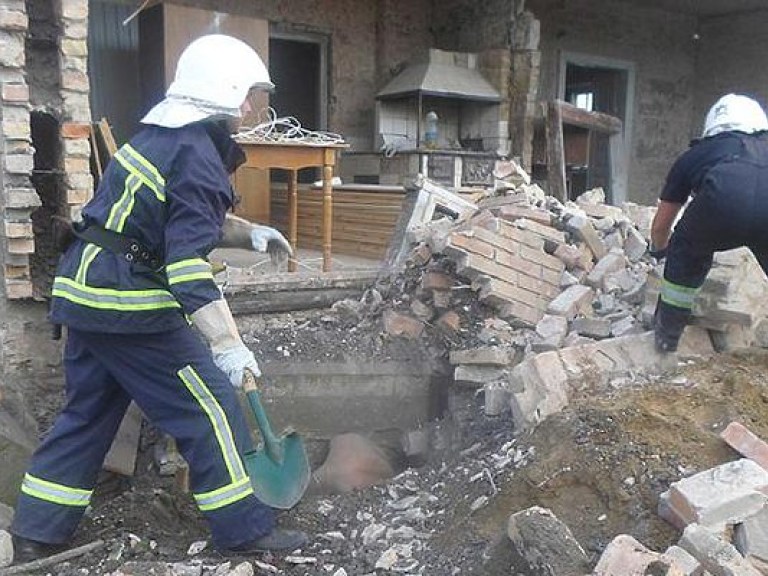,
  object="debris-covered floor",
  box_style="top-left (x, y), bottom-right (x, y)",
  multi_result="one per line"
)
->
top-left (18, 345), bottom-right (768, 575)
